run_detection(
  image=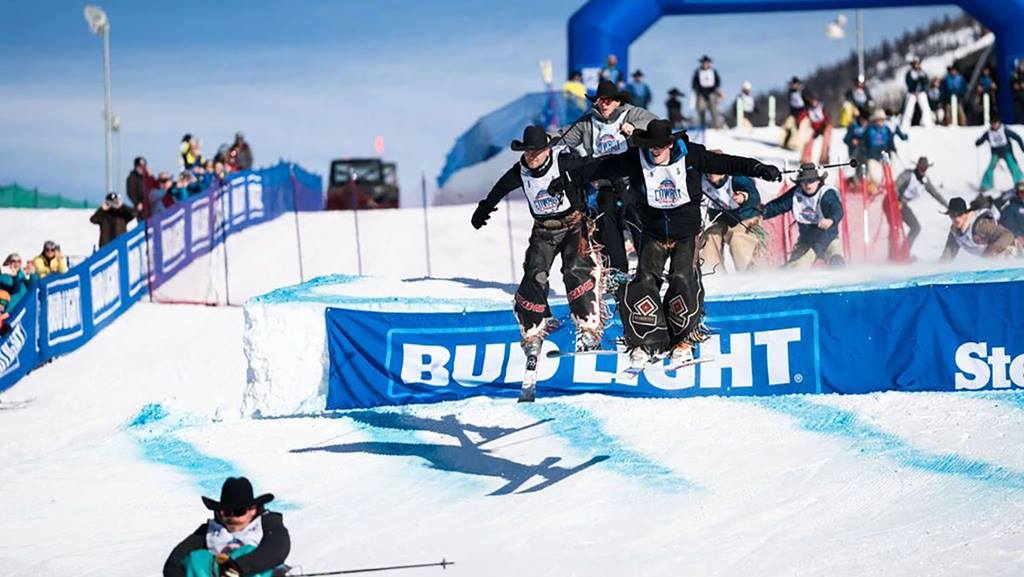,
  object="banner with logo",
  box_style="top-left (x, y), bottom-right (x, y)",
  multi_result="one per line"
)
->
top-left (325, 278), bottom-right (1024, 410)
top-left (147, 162), bottom-right (323, 289)
top-left (38, 225), bottom-right (150, 359)
top-left (0, 293), bottom-right (40, 394)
